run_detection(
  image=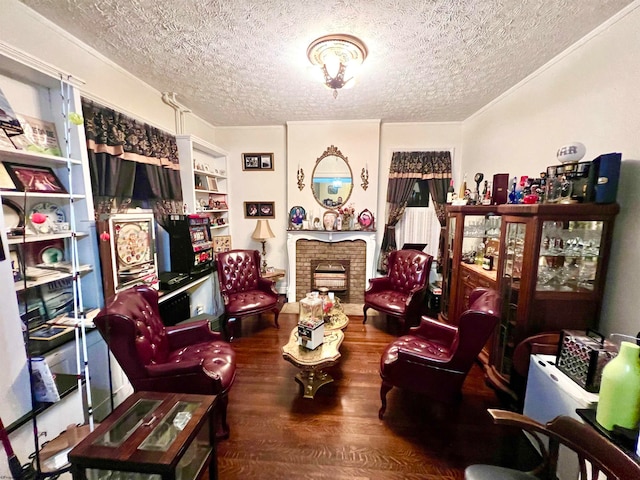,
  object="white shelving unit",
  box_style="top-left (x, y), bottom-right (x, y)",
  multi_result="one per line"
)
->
top-left (176, 134), bottom-right (230, 231)
top-left (0, 44), bottom-right (104, 476)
